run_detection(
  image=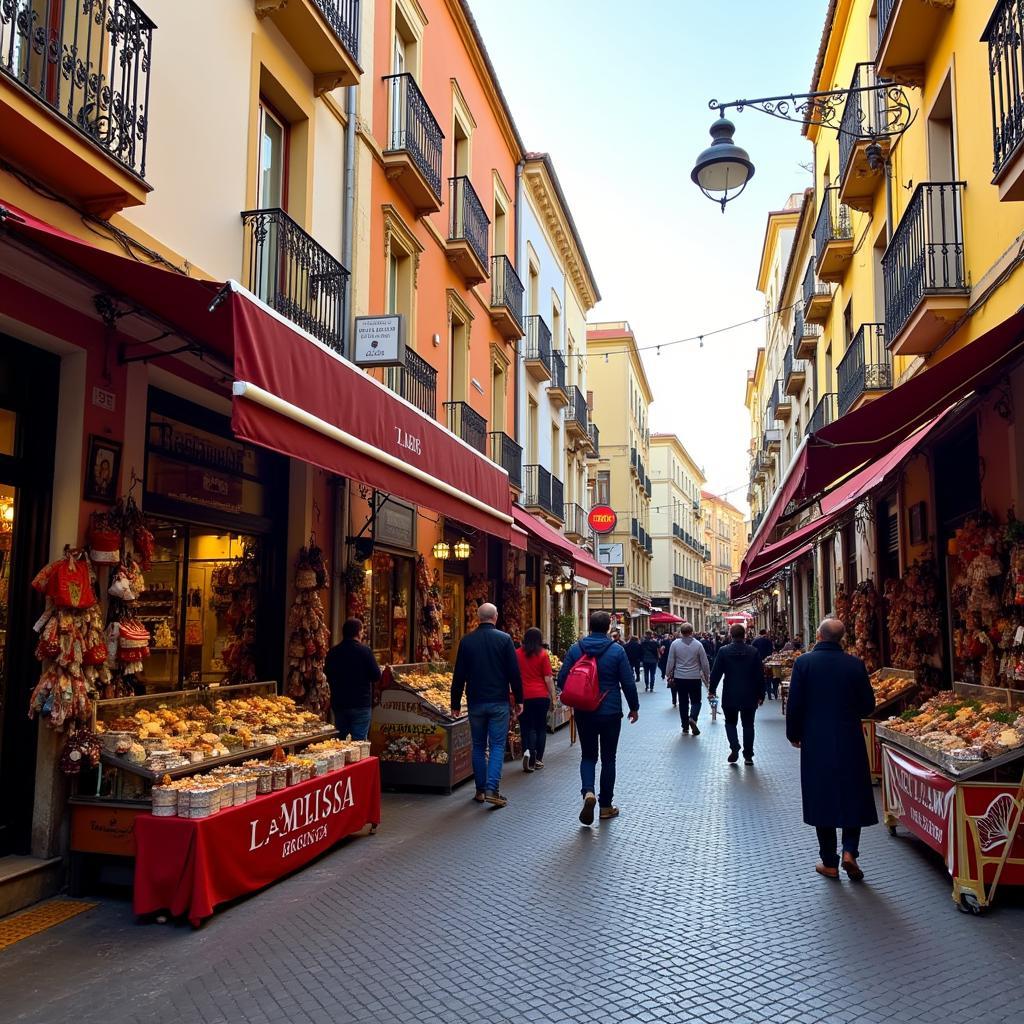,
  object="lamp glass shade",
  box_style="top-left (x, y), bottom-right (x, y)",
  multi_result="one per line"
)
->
top-left (453, 539), bottom-right (472, 560)
top-left (691, 117), bottom-right (755, 207)
top-left (432, 541), bottom-right (450, 560)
